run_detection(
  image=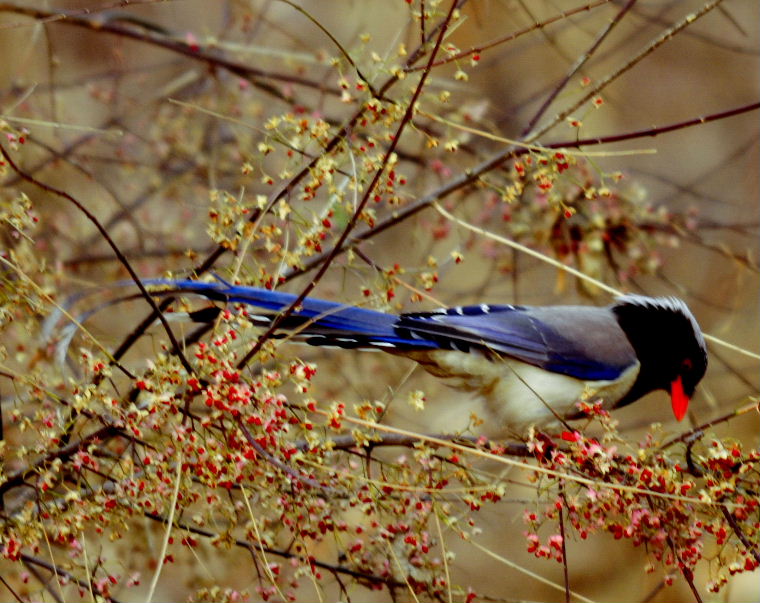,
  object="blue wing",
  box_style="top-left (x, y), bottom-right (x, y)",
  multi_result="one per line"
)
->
top-left (145, 279), bottom-right (632, 380)
top-left (394, 305), bottom-right (632, 380)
